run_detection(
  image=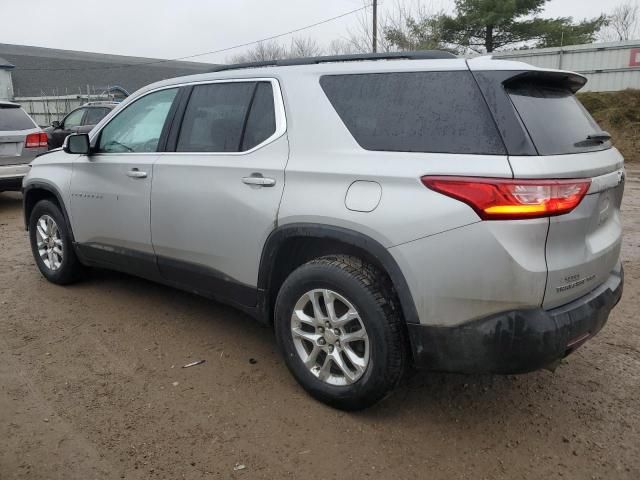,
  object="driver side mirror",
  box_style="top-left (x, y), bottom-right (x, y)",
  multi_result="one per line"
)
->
top-left (51, 120), bottom-right (61, 129)
top-left (63, 133), bottom-right (91, 155)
